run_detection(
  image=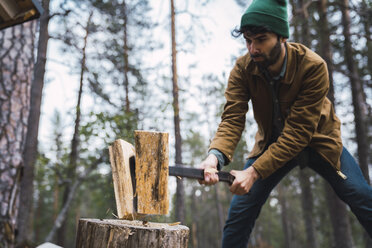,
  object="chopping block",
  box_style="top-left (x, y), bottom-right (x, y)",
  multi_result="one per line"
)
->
top-left (108, 130), bottom-right (170, 219)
